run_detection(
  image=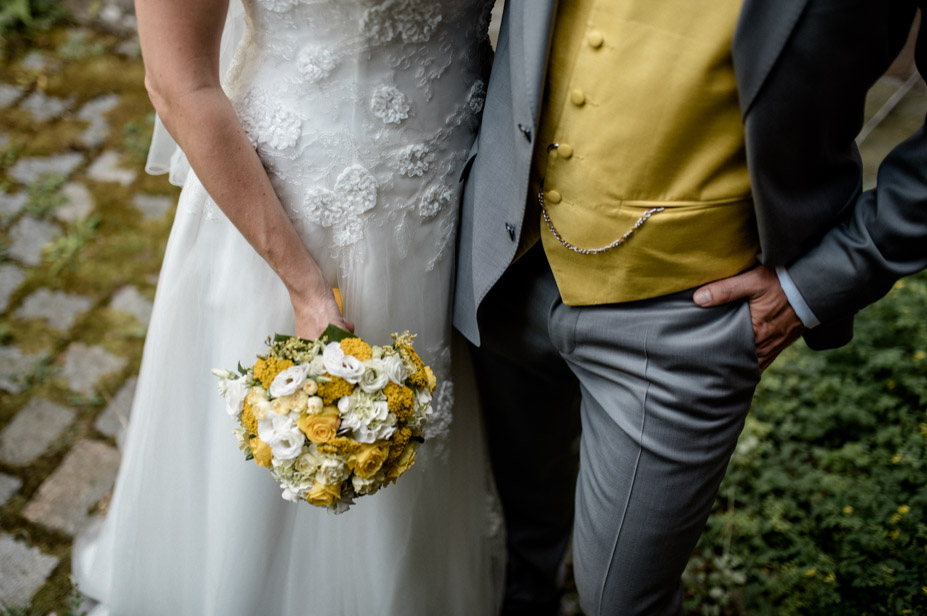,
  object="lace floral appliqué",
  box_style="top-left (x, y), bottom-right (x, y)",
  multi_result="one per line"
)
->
top-left (296, 46), bottom-right (337, 84)
top-left (236, 89), bottom-right (302, 152)
top-left (370, 86), bottom-right (410, 125)
top-left (256, 0), bottom-right (301, 13)
top-left (419, 184), bottom-right (452, 219)
top-left (303, 165), bottom-right (378, 247)
top-left (362, 0), bottom-right (443, 45)
top-left (398, 144), bottom-right (434, 177)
